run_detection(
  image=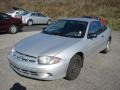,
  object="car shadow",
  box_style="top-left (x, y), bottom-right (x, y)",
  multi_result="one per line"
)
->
top-left (24, 24), bottom-right (47, 26)
top-left (9, 83), bottom-right (26, 90)
top-left (21, 24), bottom-right (47, 32)
top-left (0, 32), bottom-right (9, 35)
top-left (0, 24), bottom-right (47, 34)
